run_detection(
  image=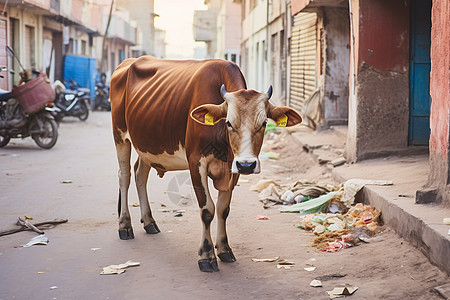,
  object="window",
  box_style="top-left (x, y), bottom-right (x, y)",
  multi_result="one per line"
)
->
top-left (231, 54), bottom-right (236, 63)
top-left (25, 25), bottom-right (36, 69)
top-left (81, 40), bottom-right (87, 55)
